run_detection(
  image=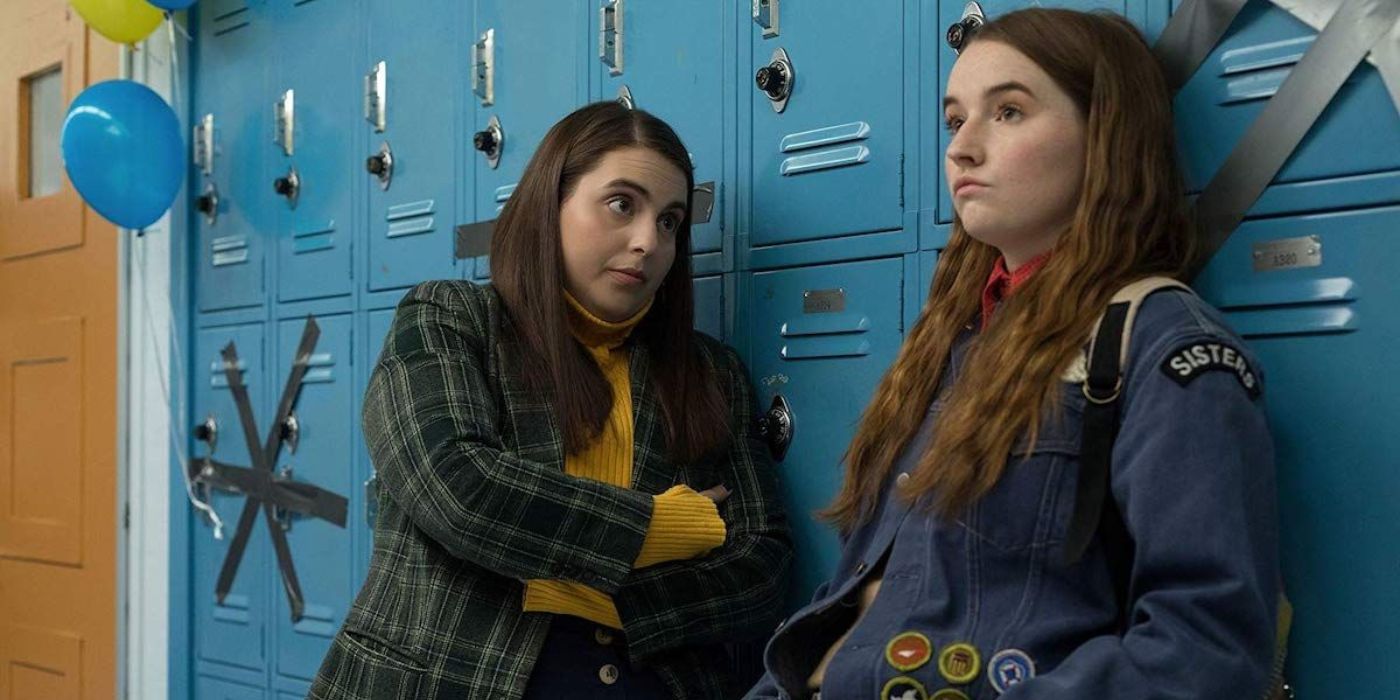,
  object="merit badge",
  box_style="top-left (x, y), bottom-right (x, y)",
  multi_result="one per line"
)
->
top-left (885, 631), bottom-right (934, 672)
top-left (987, 649), bottom-right (1036, 693)
top-left (937, 642), bottom-right (981, 685)
top-left (930, 690), bottom-right (970, 700)
top-left (882, 676), bottom-right (928, 700)
top-left (1159, 340), bottom-right (1261, 399)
